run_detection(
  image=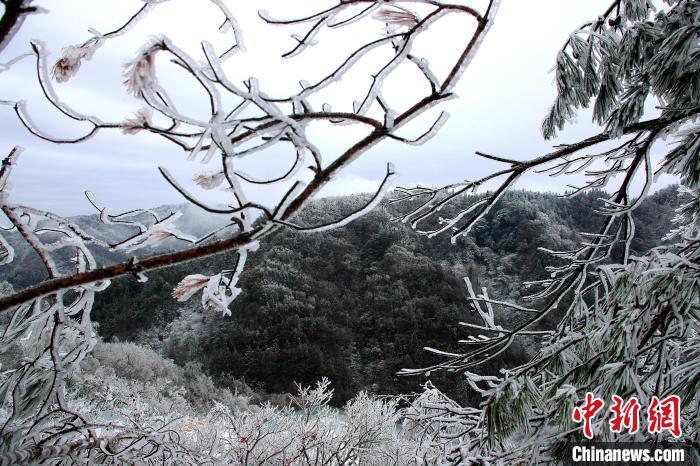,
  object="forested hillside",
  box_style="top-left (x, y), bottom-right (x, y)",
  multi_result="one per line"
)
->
top-left (1, 187), bottom-right (682, 404)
